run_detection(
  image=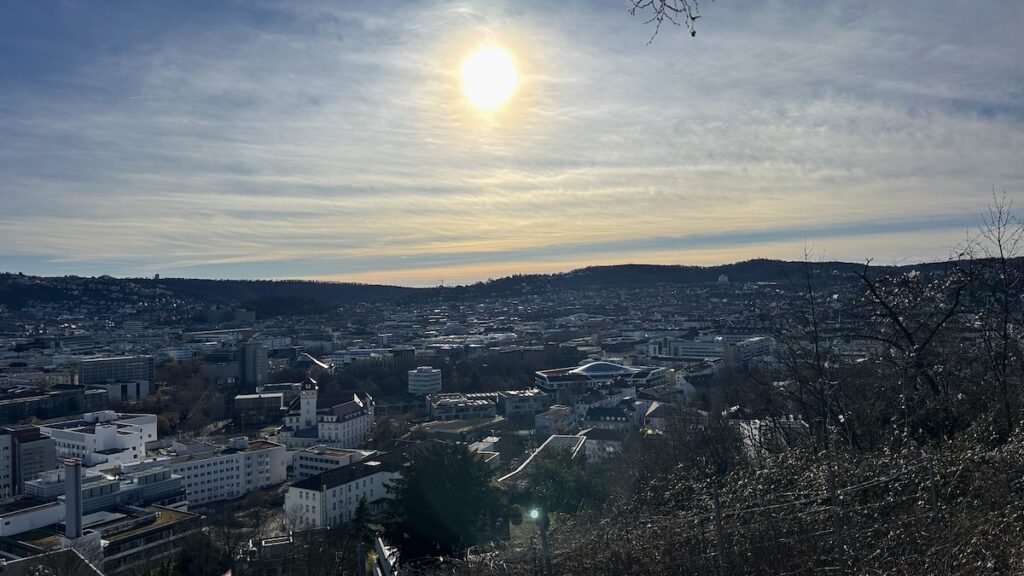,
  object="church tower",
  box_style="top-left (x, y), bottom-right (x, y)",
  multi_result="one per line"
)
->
top-left (300, 376), bottom-right (318, 429)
